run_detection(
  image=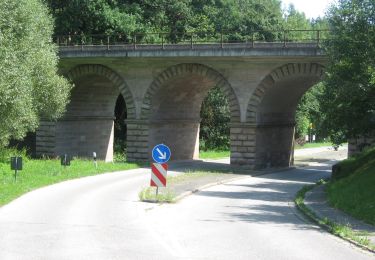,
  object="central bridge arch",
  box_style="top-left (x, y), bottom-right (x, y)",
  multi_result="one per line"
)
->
top-left (140, 63), bottom-right (240, 161)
